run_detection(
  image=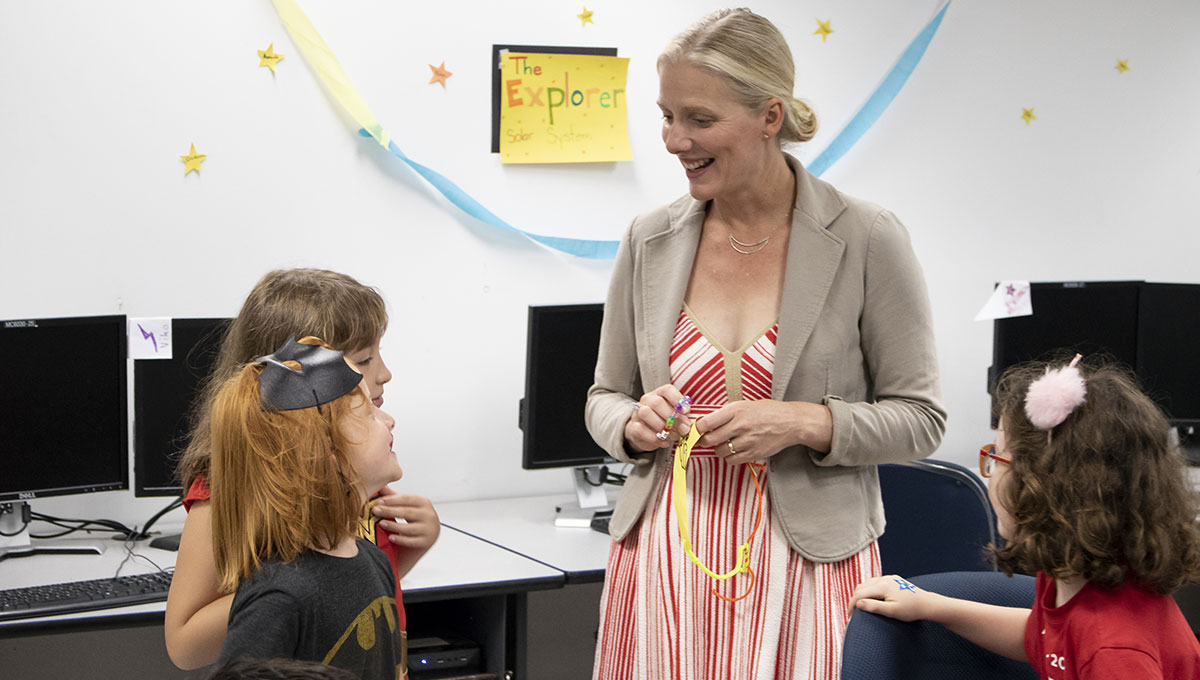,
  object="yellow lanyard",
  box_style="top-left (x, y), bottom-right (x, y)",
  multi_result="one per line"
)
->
top-left (671, 421), bottom-right (765, 602)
